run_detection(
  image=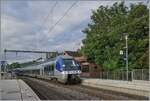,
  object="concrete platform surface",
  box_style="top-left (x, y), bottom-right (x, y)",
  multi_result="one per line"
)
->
top-left (81, 78), bottom-right (149, 97)
top-left (0, 79), bottom-right (40, 100)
